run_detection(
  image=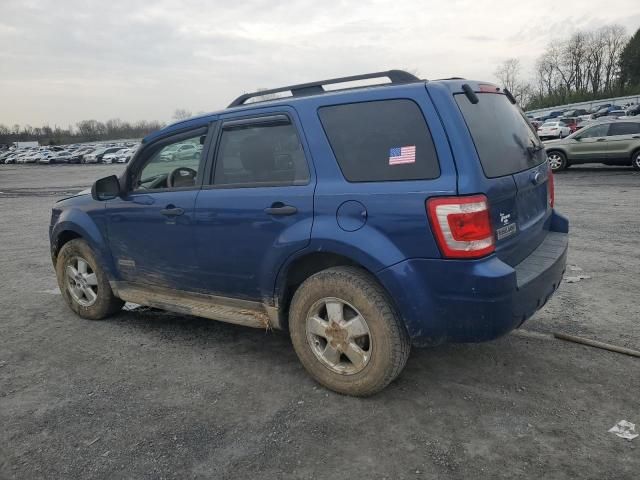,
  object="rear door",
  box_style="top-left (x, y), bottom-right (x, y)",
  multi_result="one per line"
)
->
top-left (454, 89), bottom-right (551, 266)
top-left (192, 111), bottom-right (315, 301)
top-left (605, 121), bottom-right (640, 162)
